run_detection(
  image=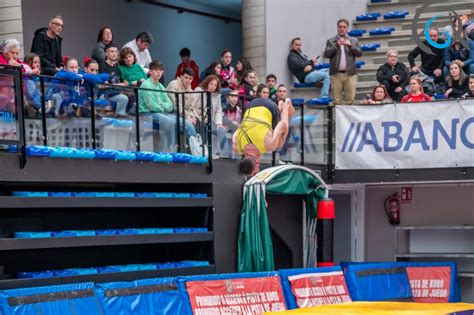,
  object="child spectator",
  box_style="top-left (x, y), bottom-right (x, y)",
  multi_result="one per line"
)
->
top-left (23, 53), bottom-right (43, 116)
top-left (223, 90), bottom-right (242, 157)
top-left (445, 62), bottom-right (469, 99)
top-left (256, 84), bottom-right (270, 98)
top-left (91, 26), bottom-right (113, 66)
top-left (361, 85), bottom-right (392, 104)
top-left (58, 88), bottom-right (77, 118)
top-left (50, 57), bottom-right (82, 116)
top-left (220, 49), bottom-right (238, 90)
top-left (203, 61), bottom-right (224, 85)
top-left (139, 60), bottom-right (177, 150)
top-left (271, 84), bottom-right (287, 104)
top-left (401, 77), bottom-right (431, 103)
top-left (77, 58), bottom-right (110, 117)
top-left (266, 74), bottom-right (277, 98)
top-left (99, 43), bottom-right (129, 117)
top-left (193, 75), bottom-right (225, 156)
top-left (175, 48), bottom-right (200, 89)
top-left (238, 70), bottom-right (257, 108)
top-left (235, 57), bottom-right (258, 84)
top-left (464, 75), bottom-right (474, 98)
top-left (118, 47), bottom-right (147, 86)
